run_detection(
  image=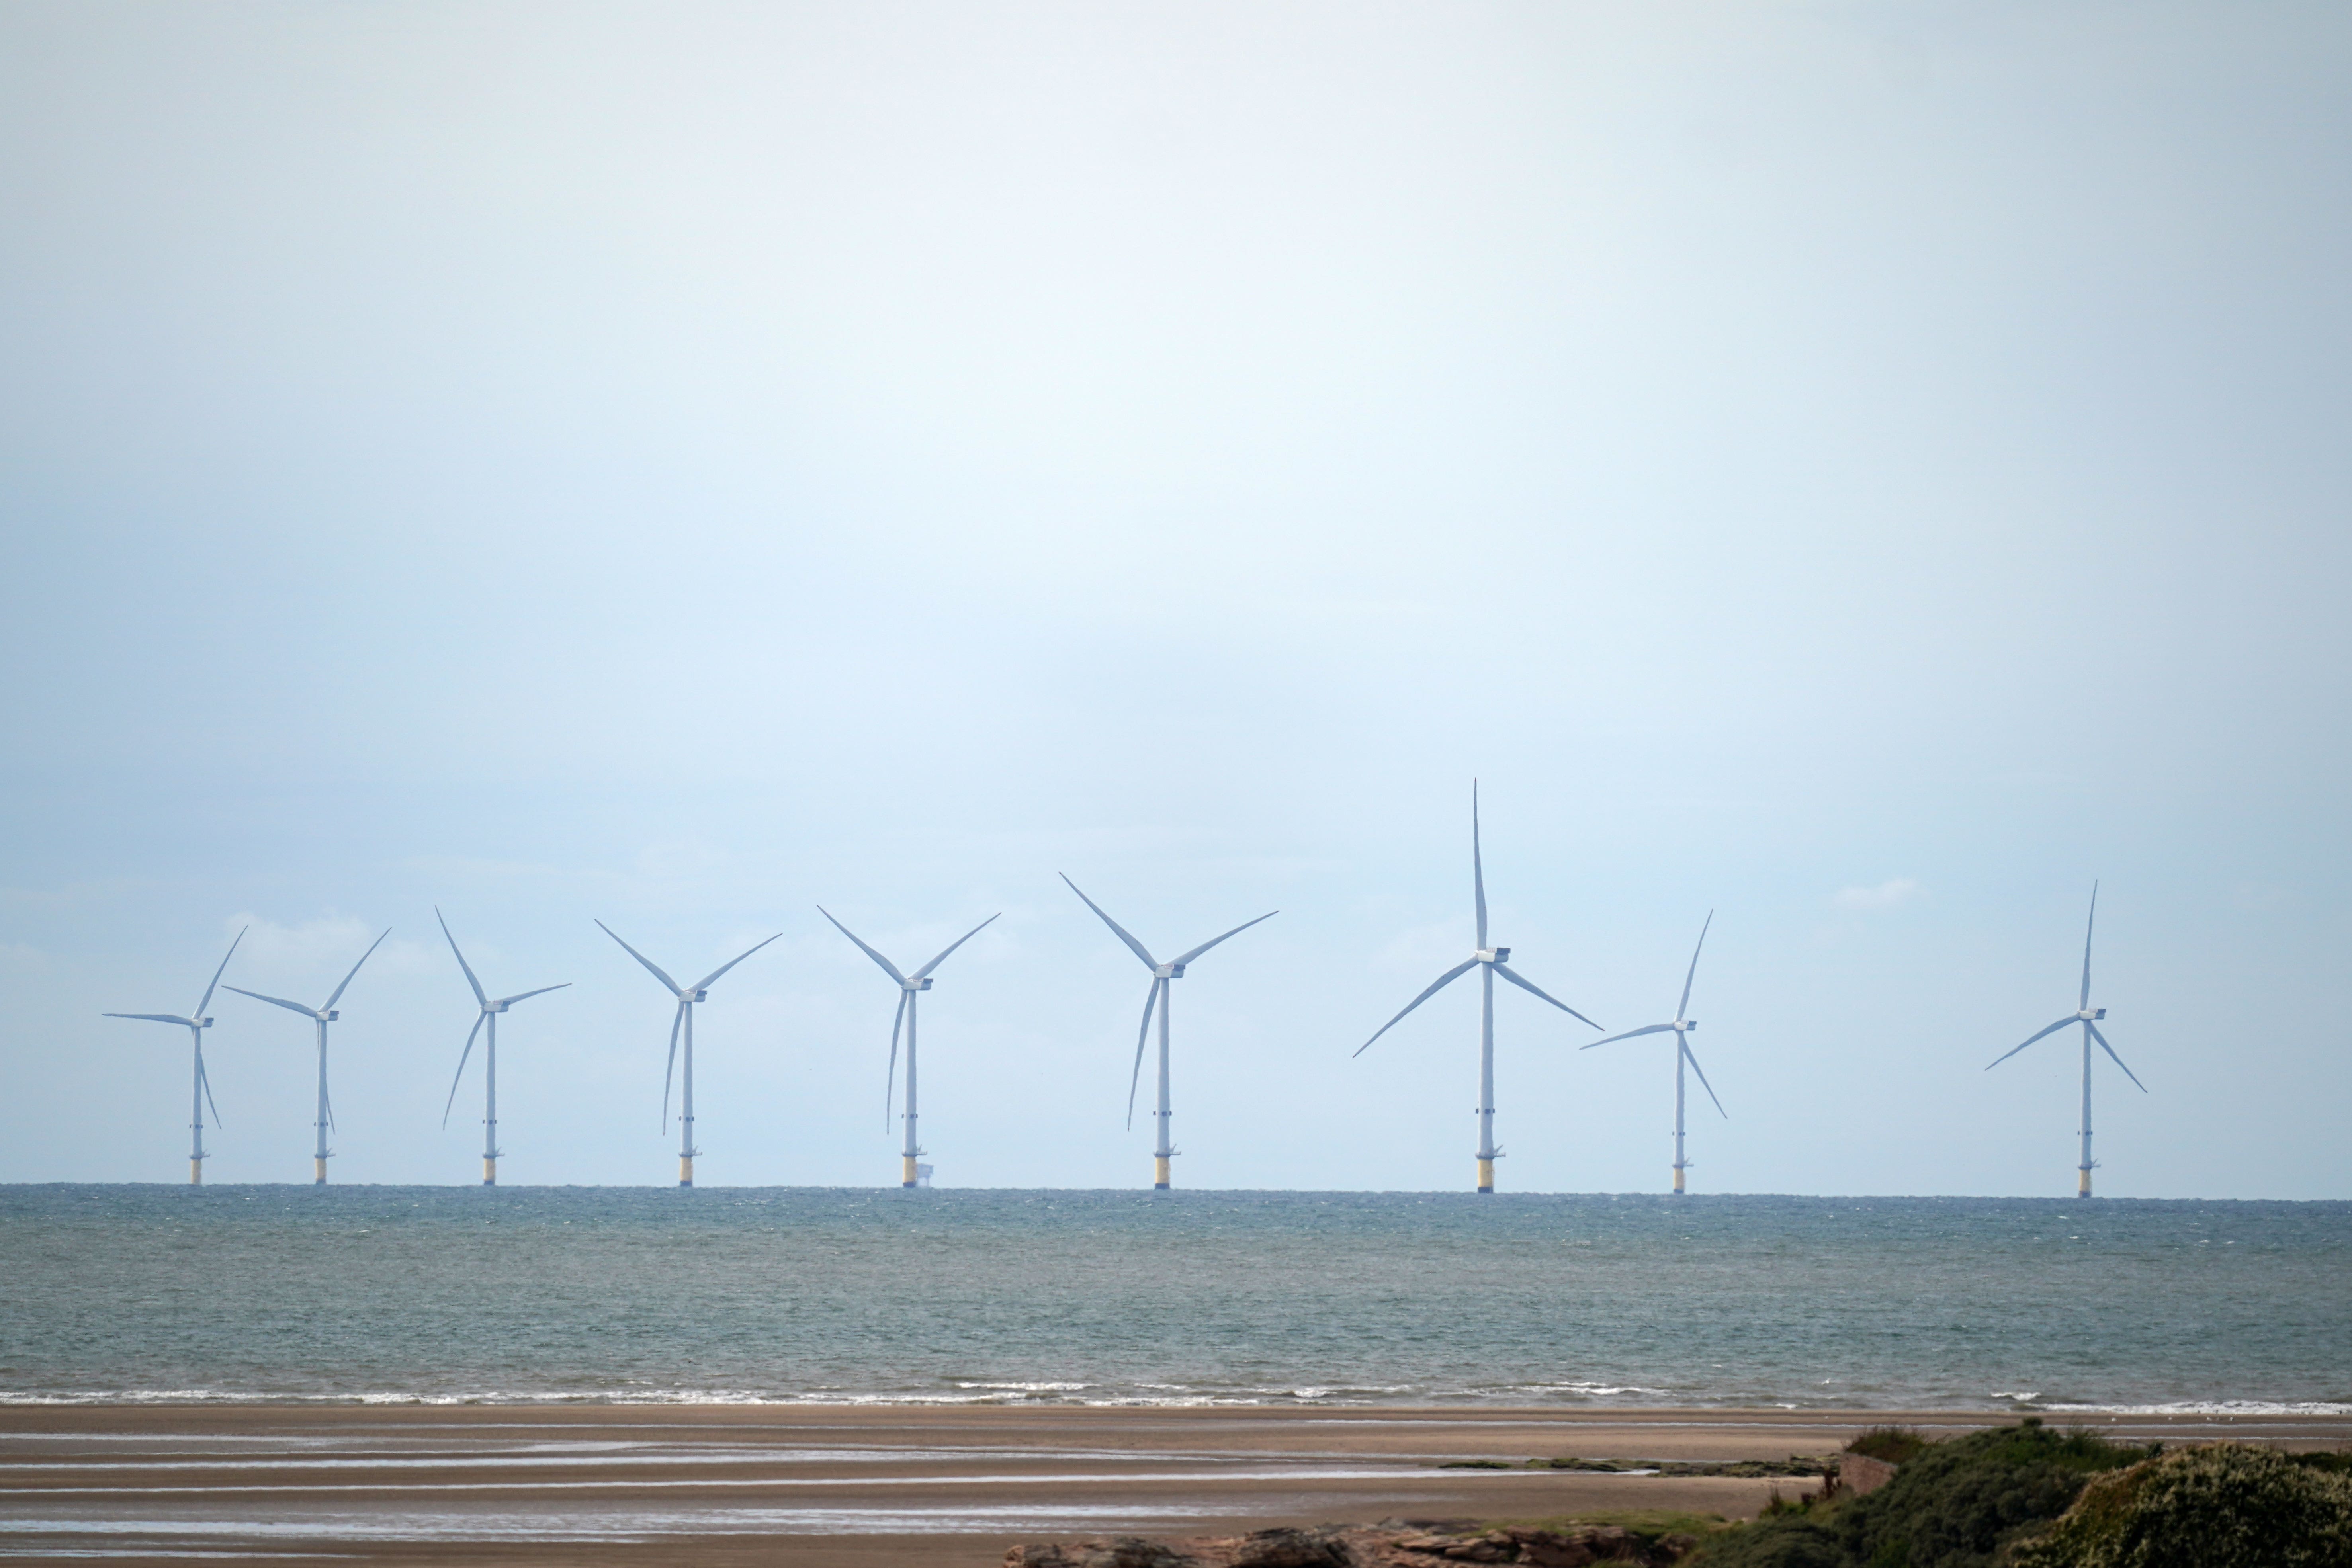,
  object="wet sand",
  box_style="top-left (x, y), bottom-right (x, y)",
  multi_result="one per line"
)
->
top-left (3, 1403), bottom-right (2345, 1566)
